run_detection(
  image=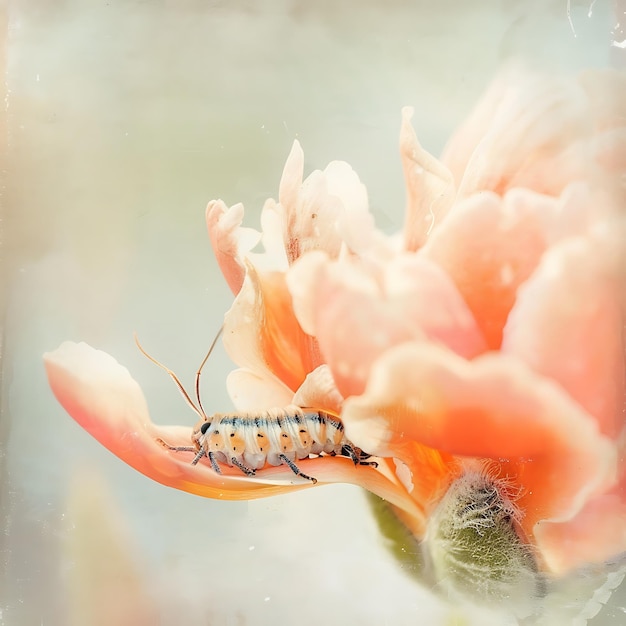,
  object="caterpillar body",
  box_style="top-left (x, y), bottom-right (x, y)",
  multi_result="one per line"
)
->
top-left (135, 331), bottom-right (375, 484)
